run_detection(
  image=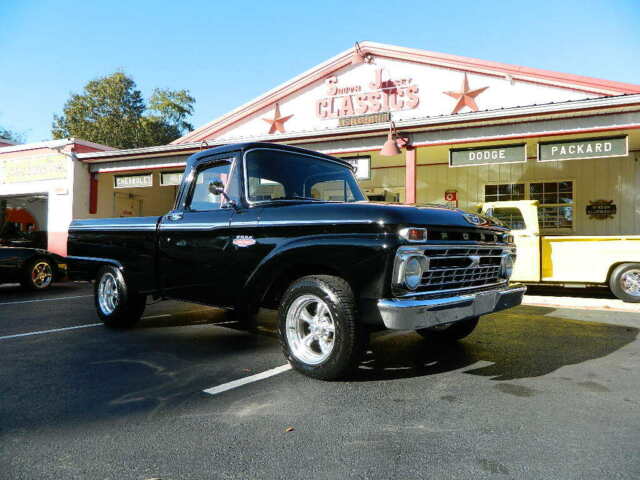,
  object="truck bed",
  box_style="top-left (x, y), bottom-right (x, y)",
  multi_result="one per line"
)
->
top-left (67, 216), bottom-right (161, 293)
top-left (541, 235), bottom-right (640, 283)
